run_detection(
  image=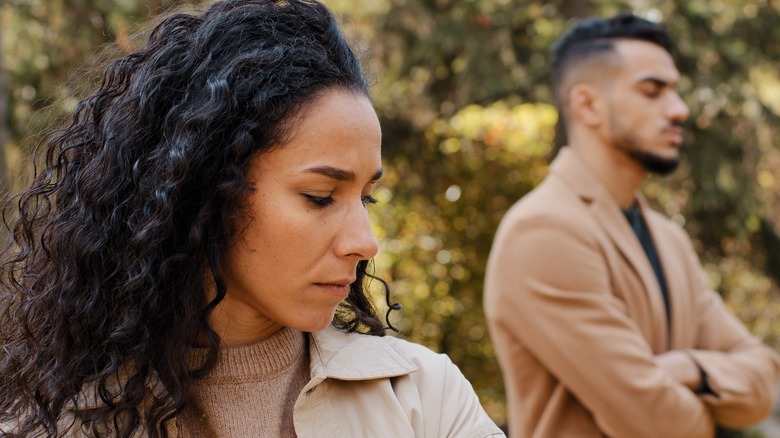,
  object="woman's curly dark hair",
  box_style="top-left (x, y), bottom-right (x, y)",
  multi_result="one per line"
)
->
top-left (0, 0), bottom-right (398, 436)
